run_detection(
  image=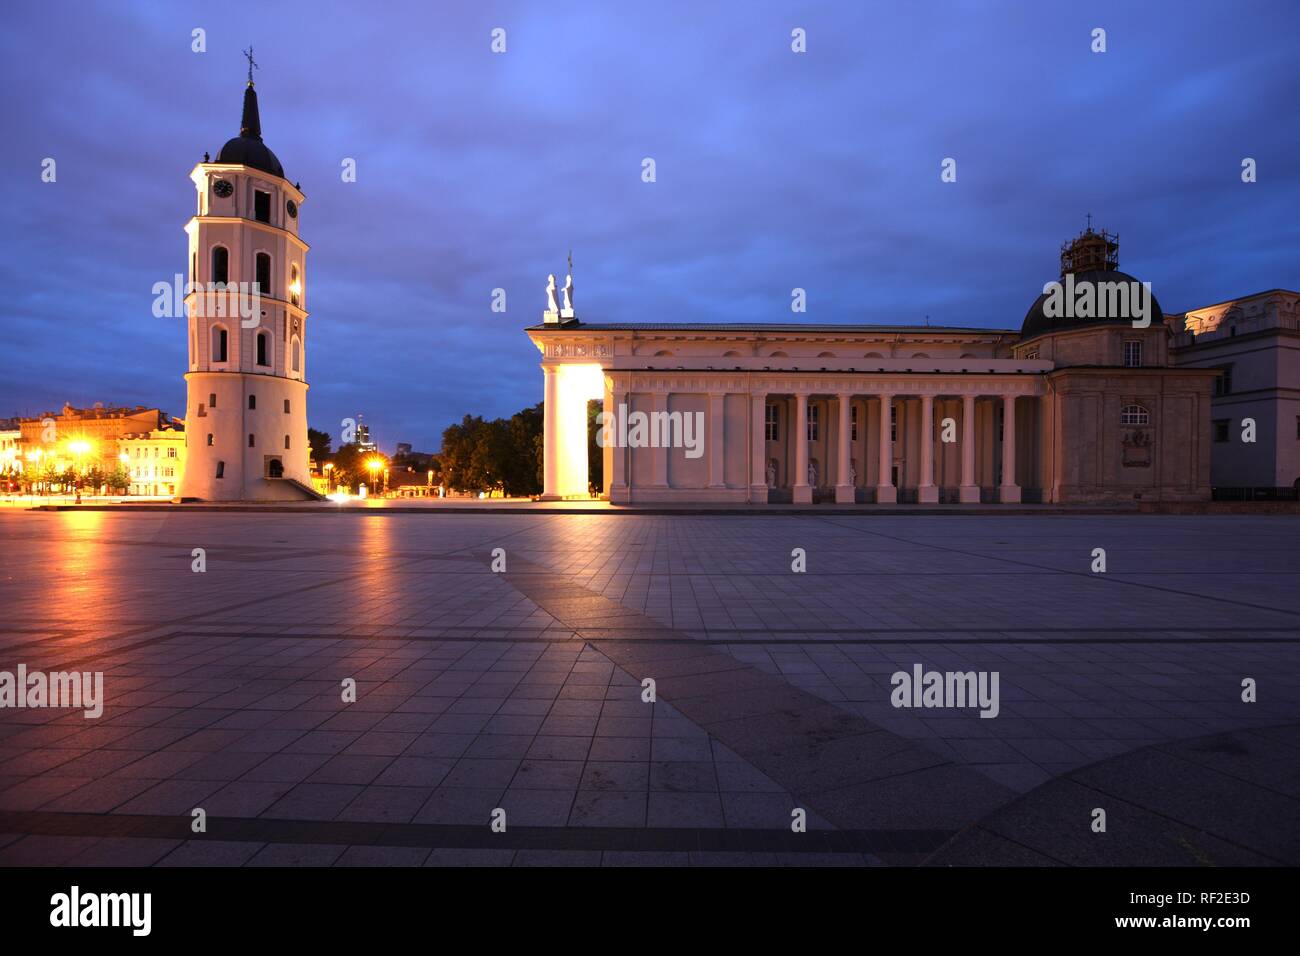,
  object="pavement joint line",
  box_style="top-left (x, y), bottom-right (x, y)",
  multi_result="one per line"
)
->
top-left (0, 810), bottom-right (955, 855)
